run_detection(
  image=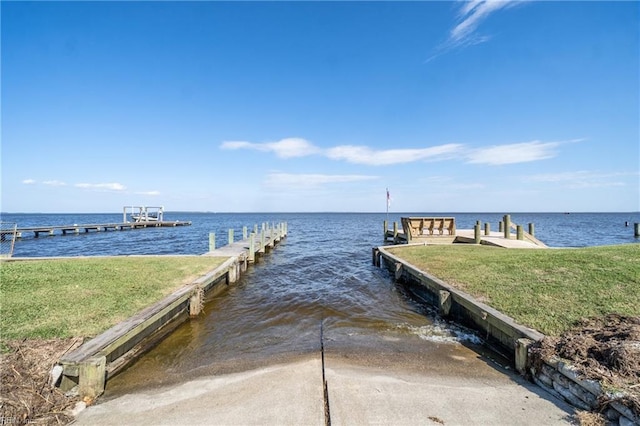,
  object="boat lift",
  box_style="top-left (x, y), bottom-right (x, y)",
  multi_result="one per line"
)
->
top-left (123, 206), bottom-right (164, 223)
